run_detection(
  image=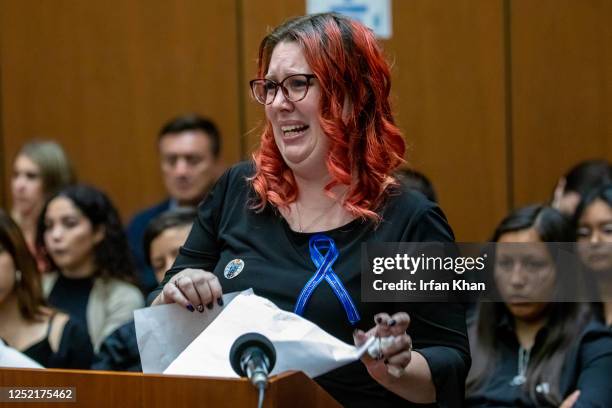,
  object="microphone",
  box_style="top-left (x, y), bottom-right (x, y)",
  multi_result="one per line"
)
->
top-left (229, 332), bottom-right (277, 391)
